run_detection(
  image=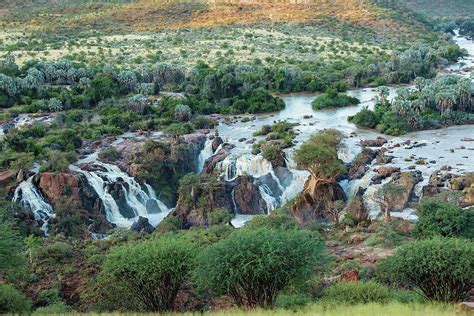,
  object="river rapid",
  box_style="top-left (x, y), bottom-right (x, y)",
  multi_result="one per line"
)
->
top-left (10, 32), bottom-right (474, 232)
top-left (211, 31), bottom-right (474, 225)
